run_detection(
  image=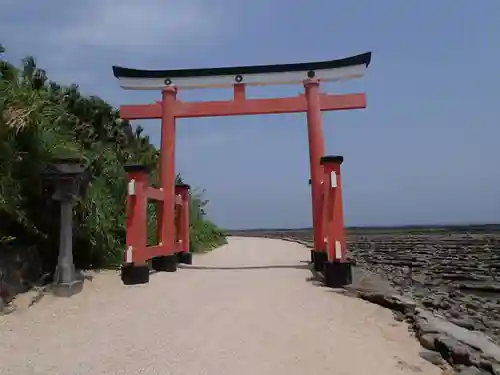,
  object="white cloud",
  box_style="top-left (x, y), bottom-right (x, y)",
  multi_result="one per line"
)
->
top-left (55, 0), bottom-right (222, 48)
